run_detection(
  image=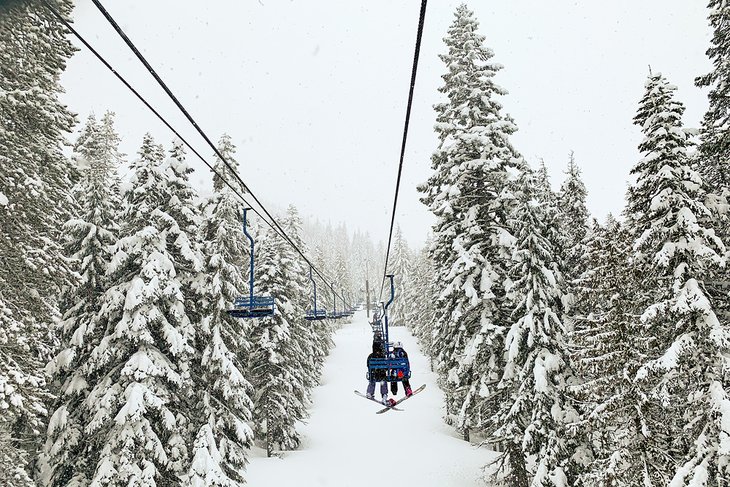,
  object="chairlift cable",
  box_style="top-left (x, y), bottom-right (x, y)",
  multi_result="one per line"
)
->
top-left (40, 0), bottom-right (349, 307)
top-left (379, 0), bottom-right (428, 300)
top-left (88, 0), bottom-right (350, 307)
